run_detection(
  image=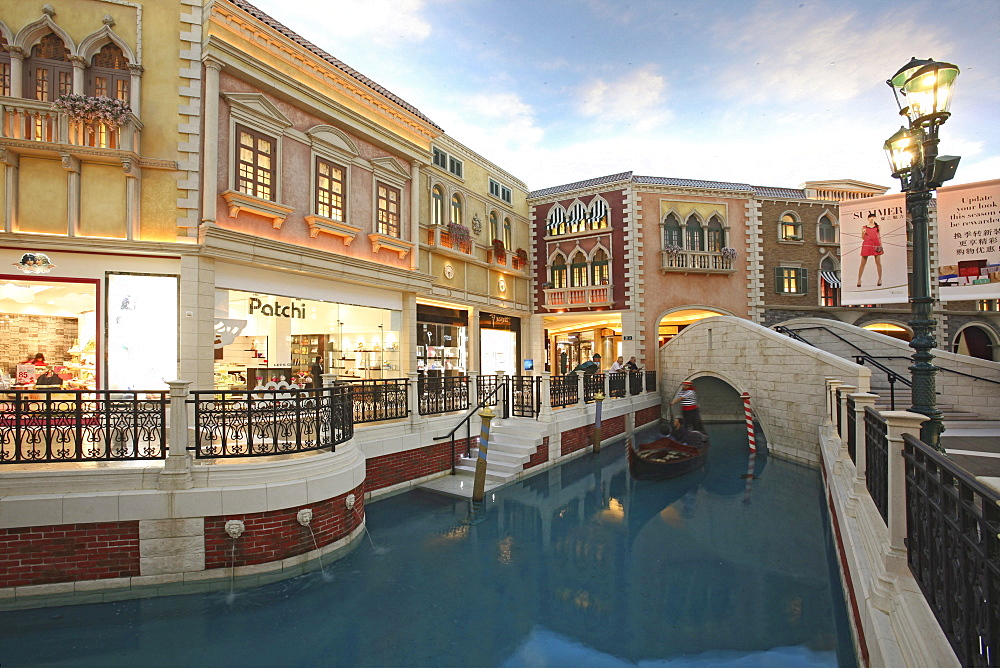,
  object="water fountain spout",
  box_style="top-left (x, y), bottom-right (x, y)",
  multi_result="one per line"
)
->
top-left (297, 508), bottom-right (326, 574)
top-left (224, 519), bottom-right (245, 601)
